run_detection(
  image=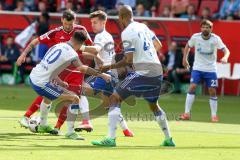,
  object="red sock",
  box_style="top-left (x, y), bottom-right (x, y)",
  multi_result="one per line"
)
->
top-left (54, 106), bottom-right (68, 129)
top-left (24, 96), bottom-right (43, 118)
